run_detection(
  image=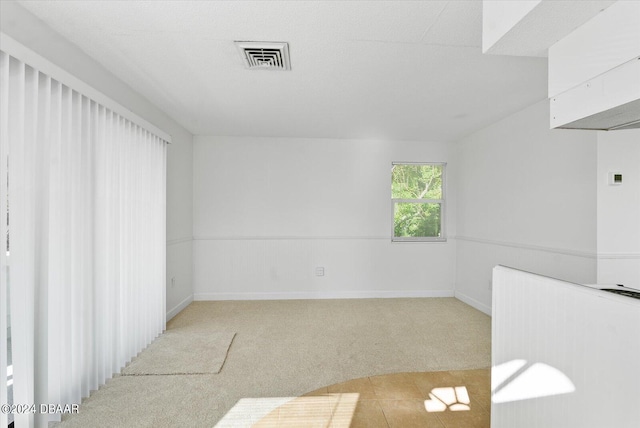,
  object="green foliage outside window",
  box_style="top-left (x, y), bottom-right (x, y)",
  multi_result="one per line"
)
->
top-left (392, 164), bottom-right (444, 239)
